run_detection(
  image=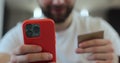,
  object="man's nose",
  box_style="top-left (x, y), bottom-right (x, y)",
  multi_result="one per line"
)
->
top-left (52, 0), bottom-right (65, 5)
